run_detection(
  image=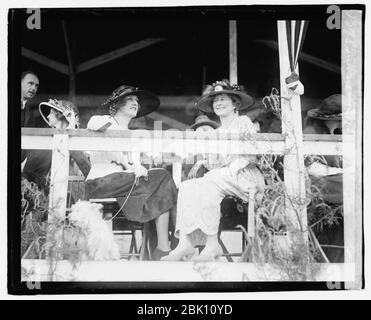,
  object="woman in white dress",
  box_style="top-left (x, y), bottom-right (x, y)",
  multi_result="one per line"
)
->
top-left (162, 80), bottom-right (265, 261)
top-left (85, 85), bottom-right (178, 260)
